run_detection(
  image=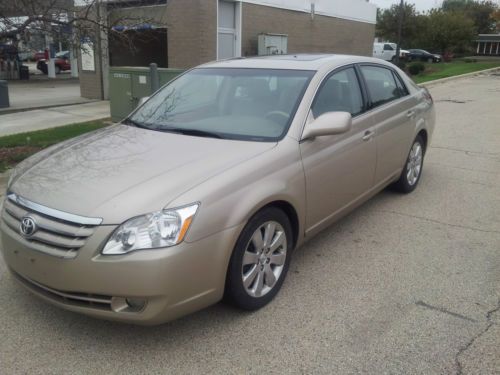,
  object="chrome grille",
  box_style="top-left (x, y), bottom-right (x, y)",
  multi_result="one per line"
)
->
top-left (1, 193), bottom-right (101, 259)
